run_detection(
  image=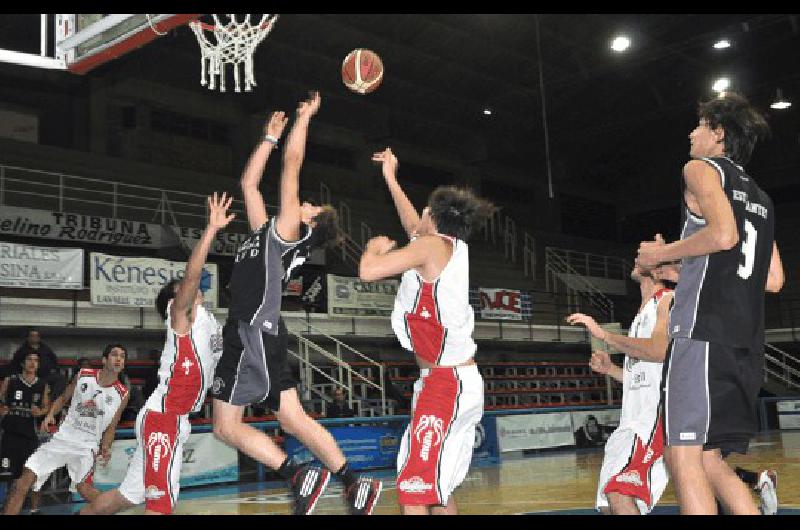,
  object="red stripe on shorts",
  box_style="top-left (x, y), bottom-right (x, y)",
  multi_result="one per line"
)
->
top-left (604, 415), bottom-right (665, 506)
top-left (142, 410), bottom-right (180, 515)
top-left (397, 368), bottom-right (459, 506)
